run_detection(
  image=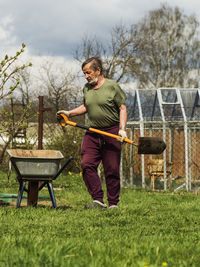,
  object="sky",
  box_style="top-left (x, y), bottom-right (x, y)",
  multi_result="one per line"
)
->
top-left (0, 0), bottom-right (200, 70)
